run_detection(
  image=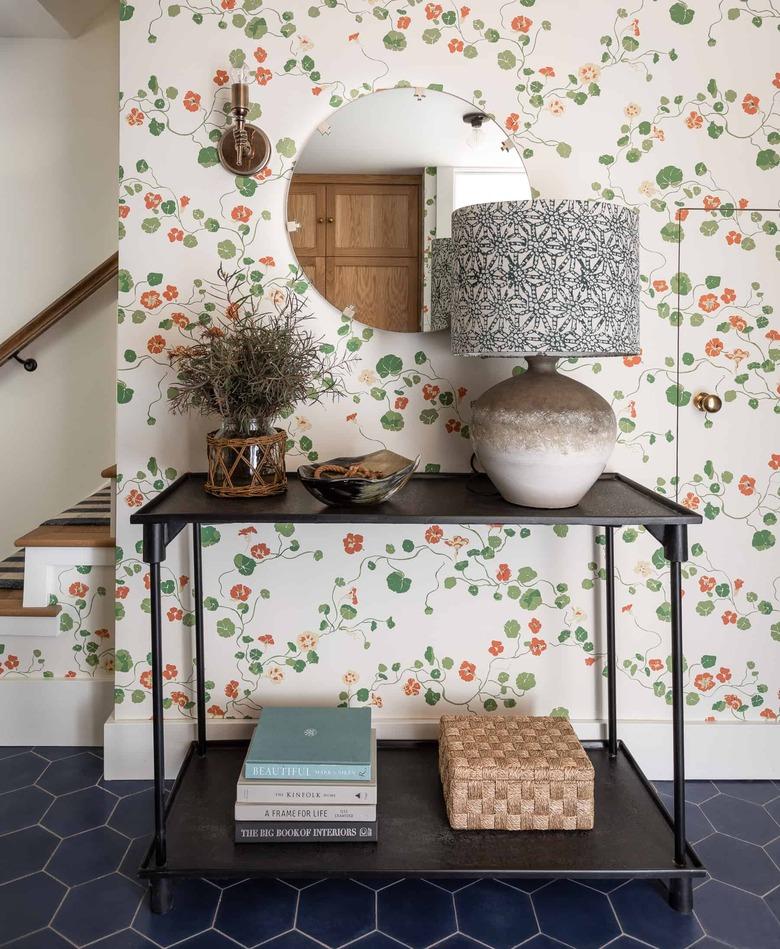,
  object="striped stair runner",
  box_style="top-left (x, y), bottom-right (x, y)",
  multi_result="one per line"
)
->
top-left (42, 485), bottom-right (111, 527)
top-left (0, 552), bottom-right (24, 590)
top-left (0, 484), bottom-right (112, 591)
